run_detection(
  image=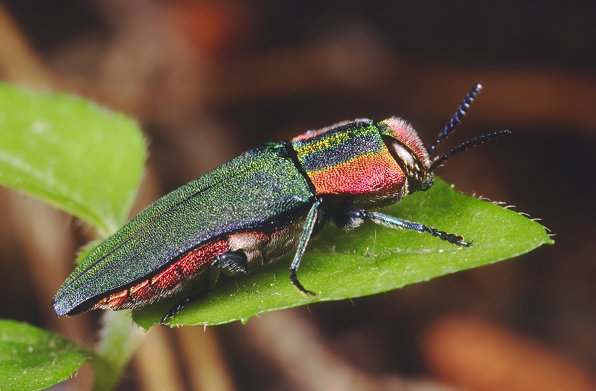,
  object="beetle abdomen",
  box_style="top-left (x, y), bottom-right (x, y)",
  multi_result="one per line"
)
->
top-left (53, 143), bottom-right (314, 316)
top-left (90, 239), bottom-right (229, 311)
top-left (87, 214), bottom-right (307, 312)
